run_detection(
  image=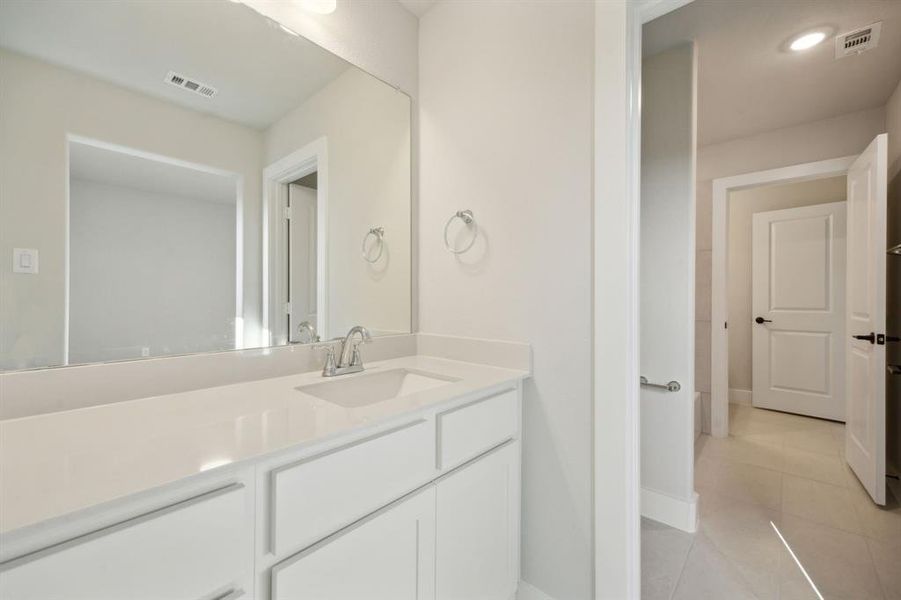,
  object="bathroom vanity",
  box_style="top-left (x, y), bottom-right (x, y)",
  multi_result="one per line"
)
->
top-left (0, 356), bottom-right (525, 600)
